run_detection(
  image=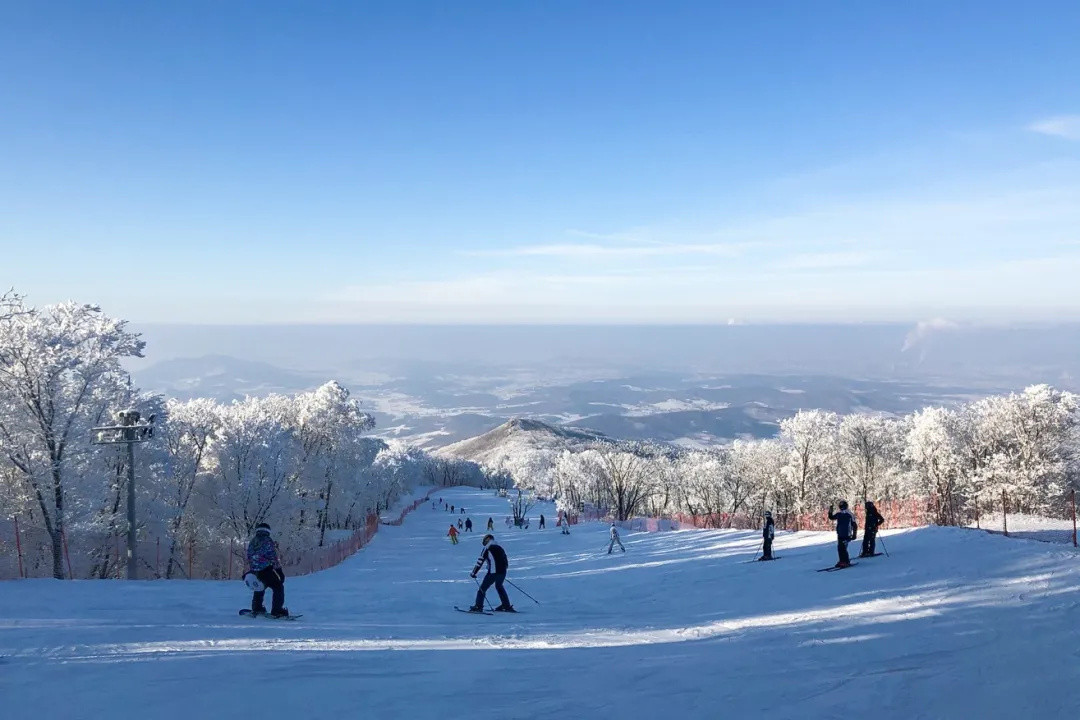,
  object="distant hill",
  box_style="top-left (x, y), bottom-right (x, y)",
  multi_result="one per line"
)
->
top-left (438, 418), bottom-right (609, 465)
